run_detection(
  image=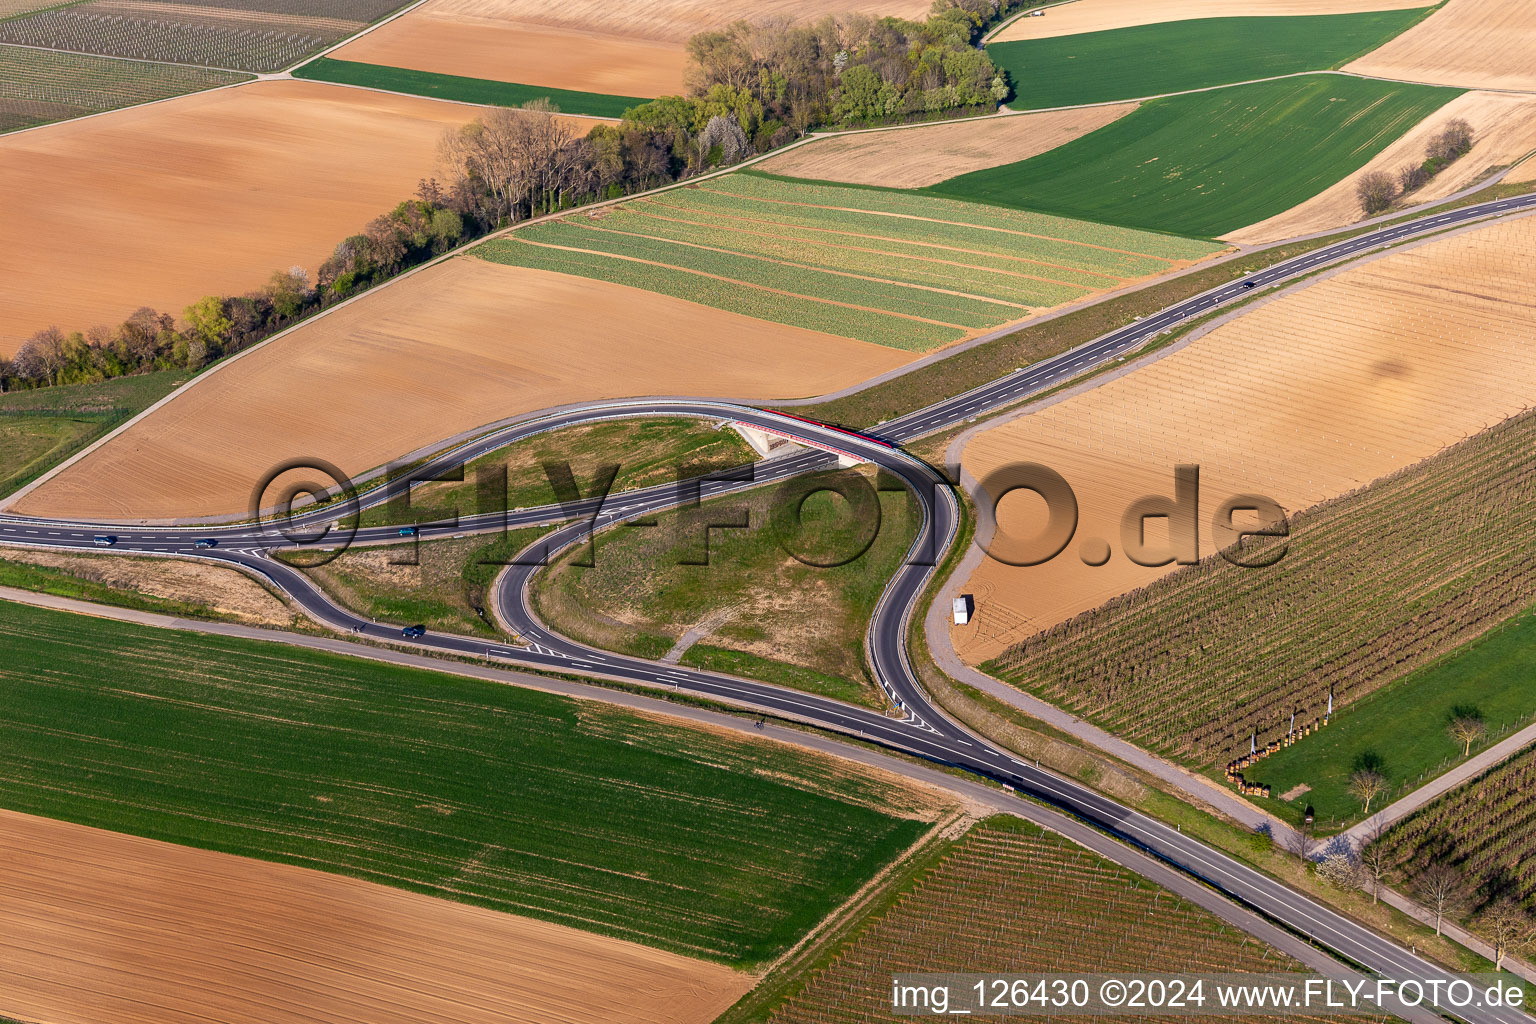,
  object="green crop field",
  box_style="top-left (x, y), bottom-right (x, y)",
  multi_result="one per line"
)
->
top-left (727, 815), bottom-right (1383, 1024)
top-left (0, 371), bottom-right (184, 496)
top-left (926, 75), bottom-right (1462, 238)
top-left (0, 599), bottom-right (934, 965)
top-left (1253, 610), bottom-right (1536, 829)
top-left (532, 467), bottom-right (919, 707)
top-left (1374, 748), bottom-right (1536, 927)
top-left (0, 44), bottom-right (249, 131)
top-left (988, 8), bottom-right (1435, 110)
top-left (294, 58), bottom-right (648, 119)
top-left (477, 173), bottom-right (1223, 351)
top-left (989, 408), bottom-right (1536, 776)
